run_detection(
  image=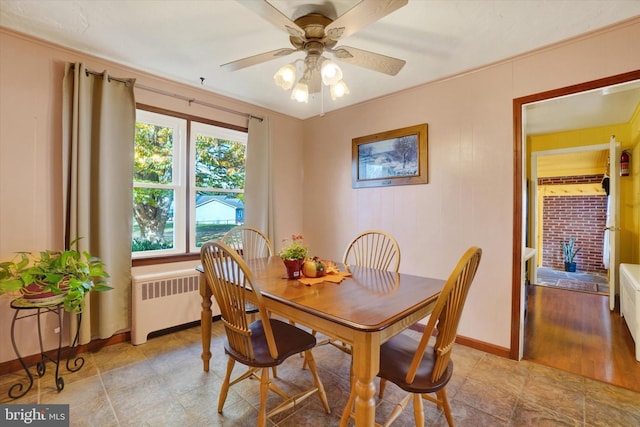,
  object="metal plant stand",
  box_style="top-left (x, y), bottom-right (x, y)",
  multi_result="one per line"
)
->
top-left (8, 297), bottom-right (84, 399)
